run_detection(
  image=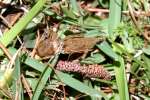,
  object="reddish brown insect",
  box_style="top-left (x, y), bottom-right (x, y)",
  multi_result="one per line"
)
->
top-left (36, 30), bottom-right (63, 59)
top-left (63, 34), bottom-right (103, 54)
top-left (36, 30), bottom-right (103, 58)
